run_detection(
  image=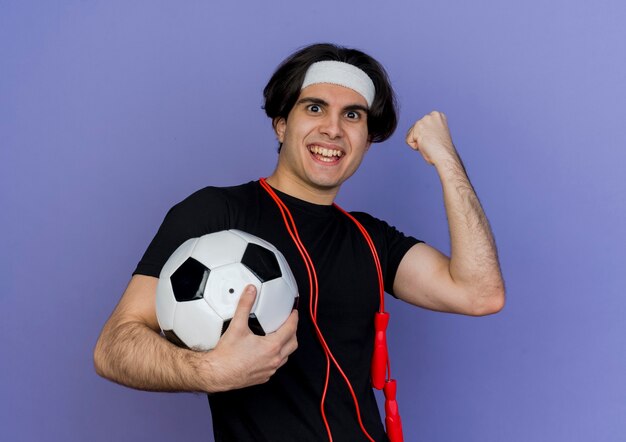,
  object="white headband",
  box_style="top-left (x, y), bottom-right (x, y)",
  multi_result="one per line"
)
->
top-left (301, 60), bottom-right (375, 107)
